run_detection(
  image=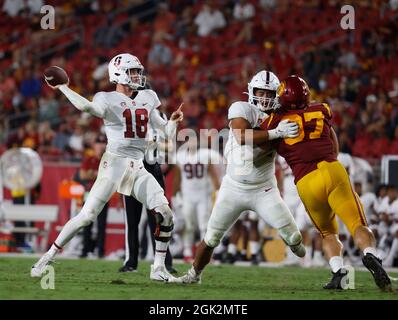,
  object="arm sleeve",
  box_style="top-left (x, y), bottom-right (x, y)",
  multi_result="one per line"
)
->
top-left (147, 89), bottom-right (161, 109)
top-left (59, 85), bottom-right (107, 118)
top-left (228, 102), bottom-right (249, 121)
top-left (150, 109), bottom-right (177, 140)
